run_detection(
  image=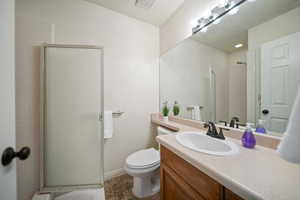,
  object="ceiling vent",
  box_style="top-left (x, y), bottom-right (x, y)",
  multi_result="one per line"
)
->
top-left (135, 0), bottom-right (156, 9)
